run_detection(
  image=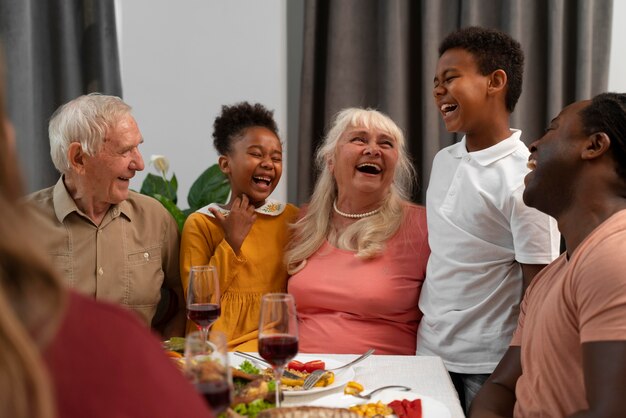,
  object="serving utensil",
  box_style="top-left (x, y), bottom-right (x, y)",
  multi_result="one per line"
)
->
top-left (351, 385), bottom-right (411, 400)
top-left (302, 349), bottom-right (375, 390)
